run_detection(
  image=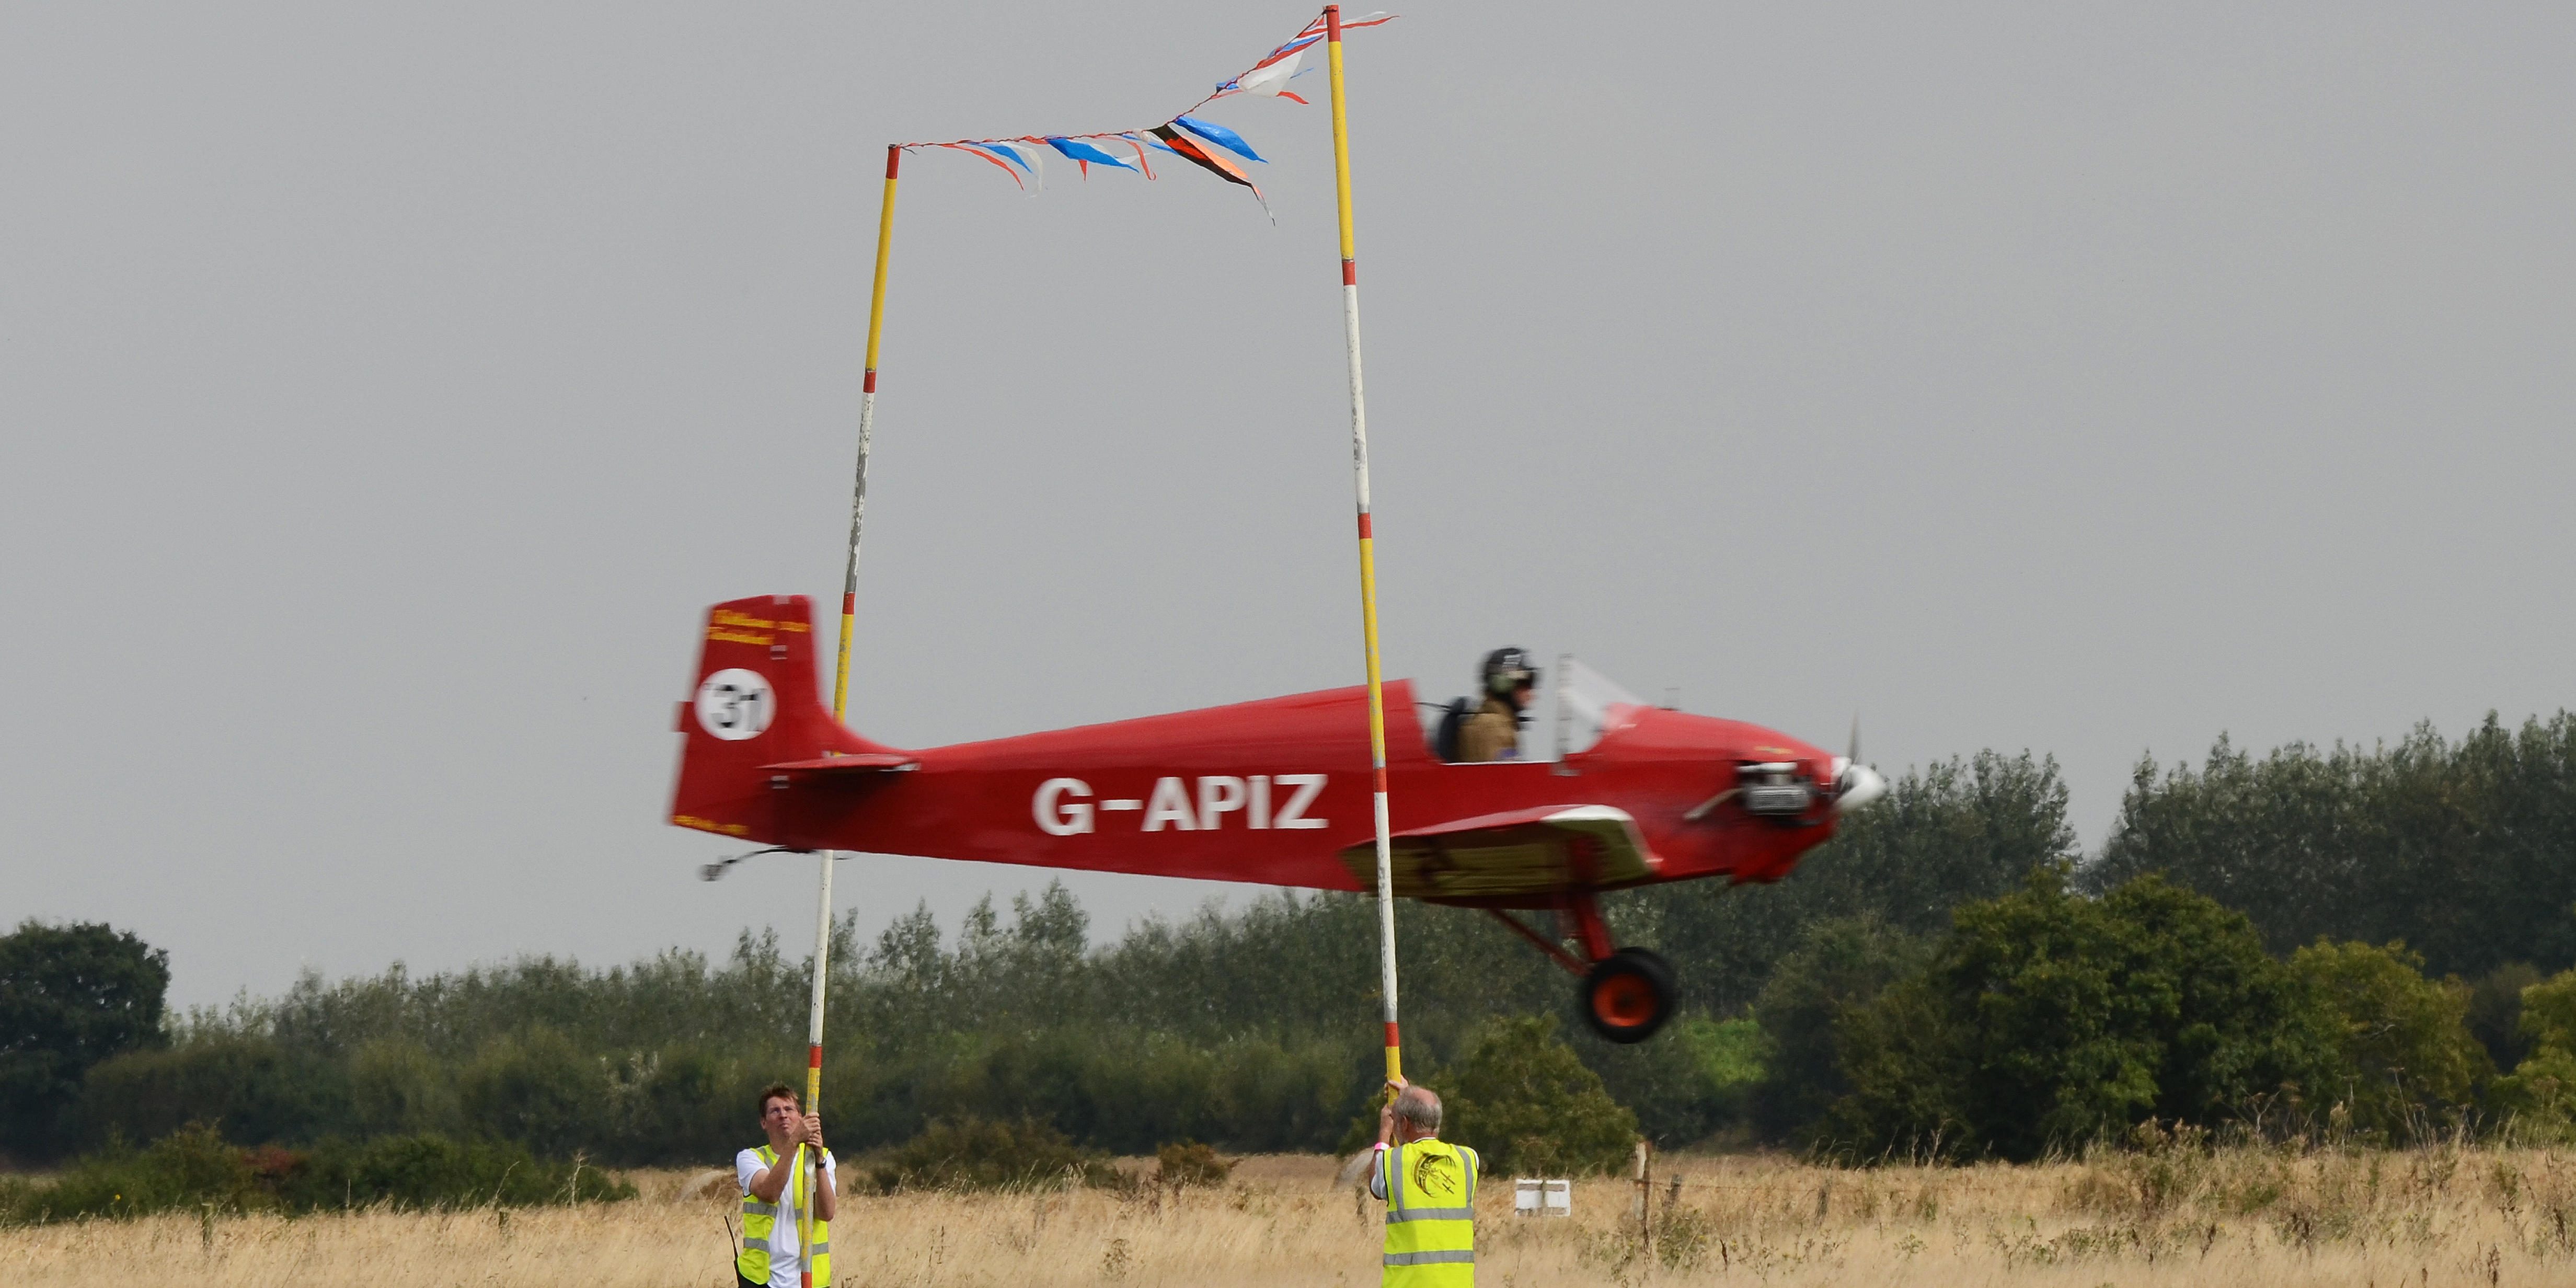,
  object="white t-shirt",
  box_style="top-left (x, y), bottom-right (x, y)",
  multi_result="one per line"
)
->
top-left (736, 1146), bottom-right (837, 1288)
